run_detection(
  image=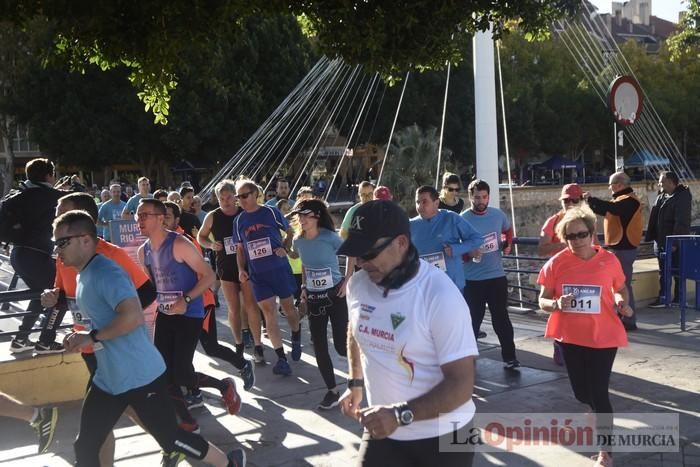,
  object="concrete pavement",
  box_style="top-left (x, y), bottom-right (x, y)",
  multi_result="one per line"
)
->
top-left (1, 301), bottom-right (699, 467)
